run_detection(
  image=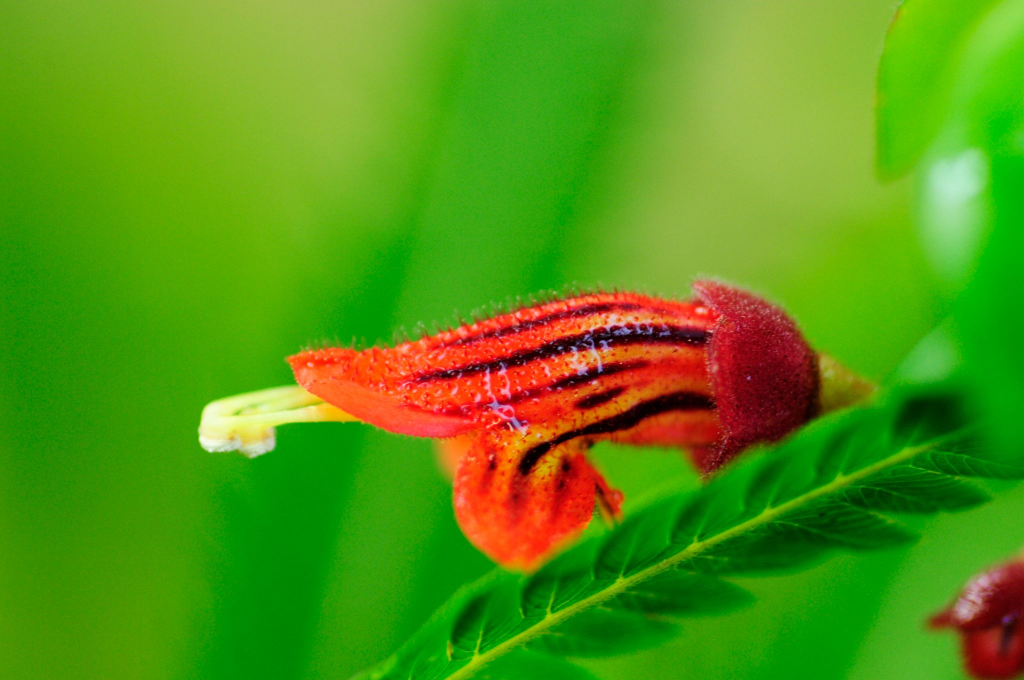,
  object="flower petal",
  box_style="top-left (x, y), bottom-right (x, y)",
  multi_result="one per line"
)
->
top-left (289, 348), bottom-right (479, 437)
top-left (452, 428), bottom-right (619, 570)
top-left (961, 624), bottom-right (1024, 679)
top-left (933, 562), bottom-right (1024, 631)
